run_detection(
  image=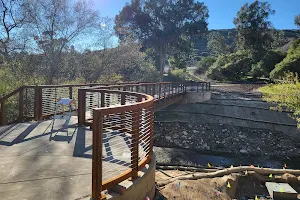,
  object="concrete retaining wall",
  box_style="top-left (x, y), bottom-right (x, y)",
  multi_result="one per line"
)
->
top-left (177, 92), bottom-right (211, 104)
top-left (108, 154), bottom-right (156, 200)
